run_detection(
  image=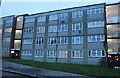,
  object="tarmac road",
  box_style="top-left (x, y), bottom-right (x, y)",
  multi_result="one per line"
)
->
top-left (2, 71), bottom-right (31, 78)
